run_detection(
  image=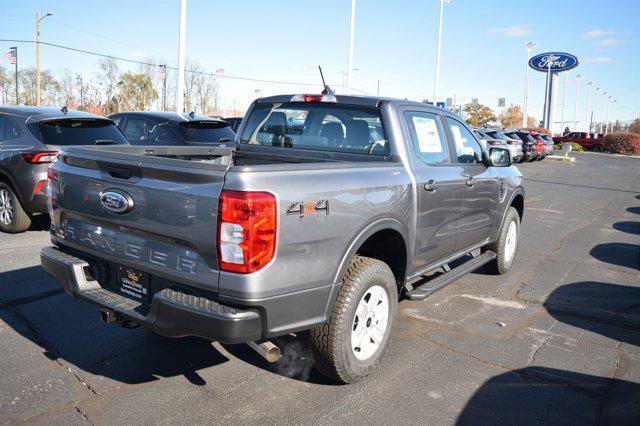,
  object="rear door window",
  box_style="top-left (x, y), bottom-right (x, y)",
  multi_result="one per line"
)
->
top-left (445, 117), bottom-right (483, 164)
top-left (404, 111), bottom-right (449, 164)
